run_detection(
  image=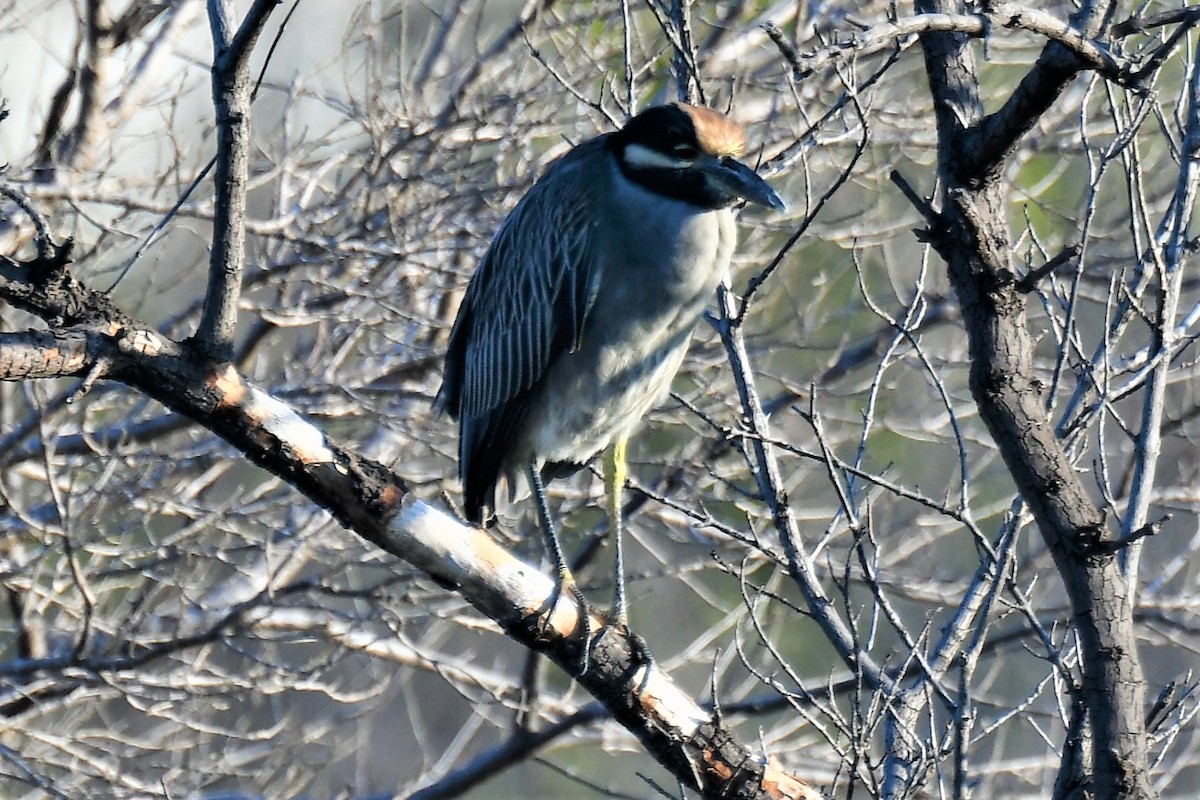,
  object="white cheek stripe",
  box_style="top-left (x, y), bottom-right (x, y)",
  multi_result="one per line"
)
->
top-left (622, 142), bottom-right (689, 170)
